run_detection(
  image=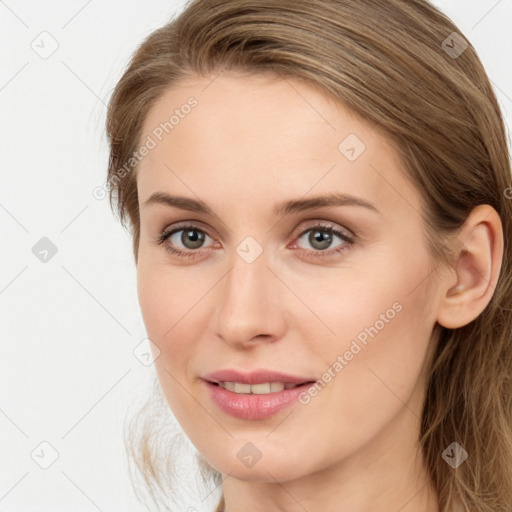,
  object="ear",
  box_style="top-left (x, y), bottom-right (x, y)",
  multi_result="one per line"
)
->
top-left (436, 204), bottom-right (504, 329)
